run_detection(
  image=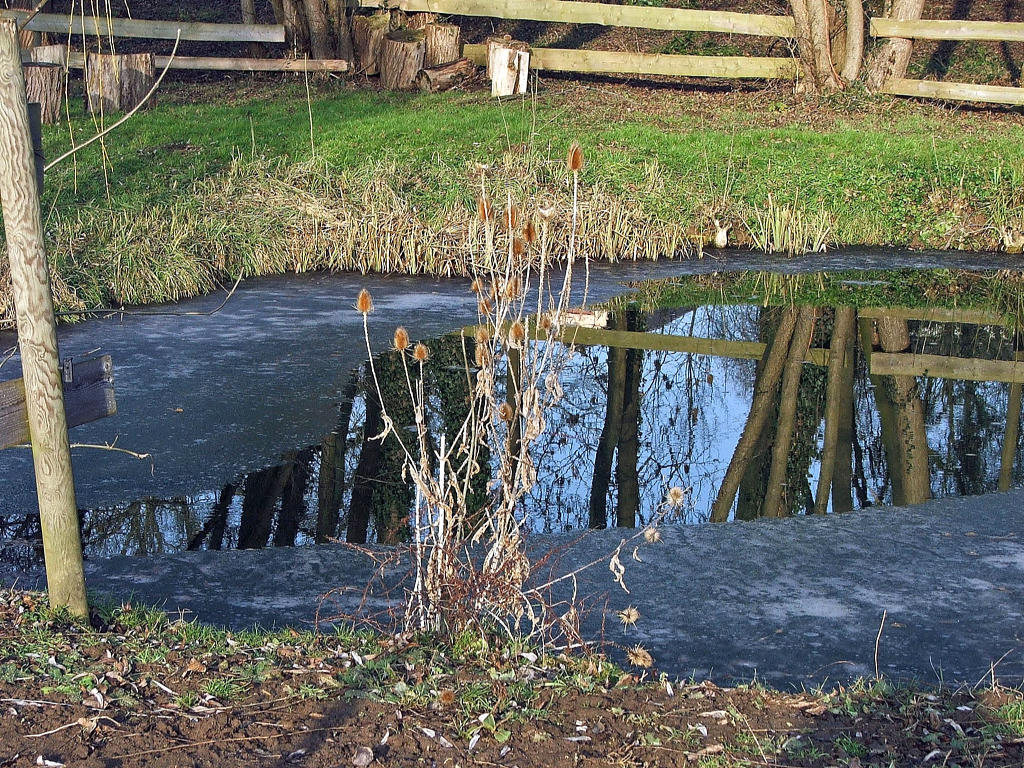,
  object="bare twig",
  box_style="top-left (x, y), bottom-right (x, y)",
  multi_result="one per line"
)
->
top-left (874, 609), bottom-right (887, 680)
